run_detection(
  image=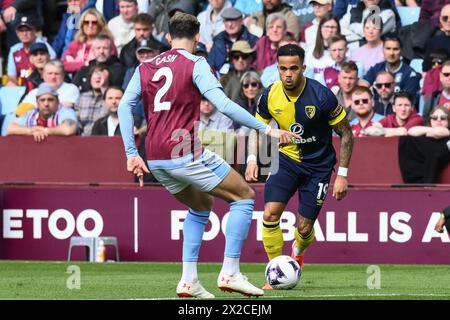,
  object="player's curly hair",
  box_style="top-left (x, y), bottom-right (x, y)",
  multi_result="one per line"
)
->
top-left (277, 44), bottom-right (305, 63)
top-left (169, 13), bottom-right (200, 40)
